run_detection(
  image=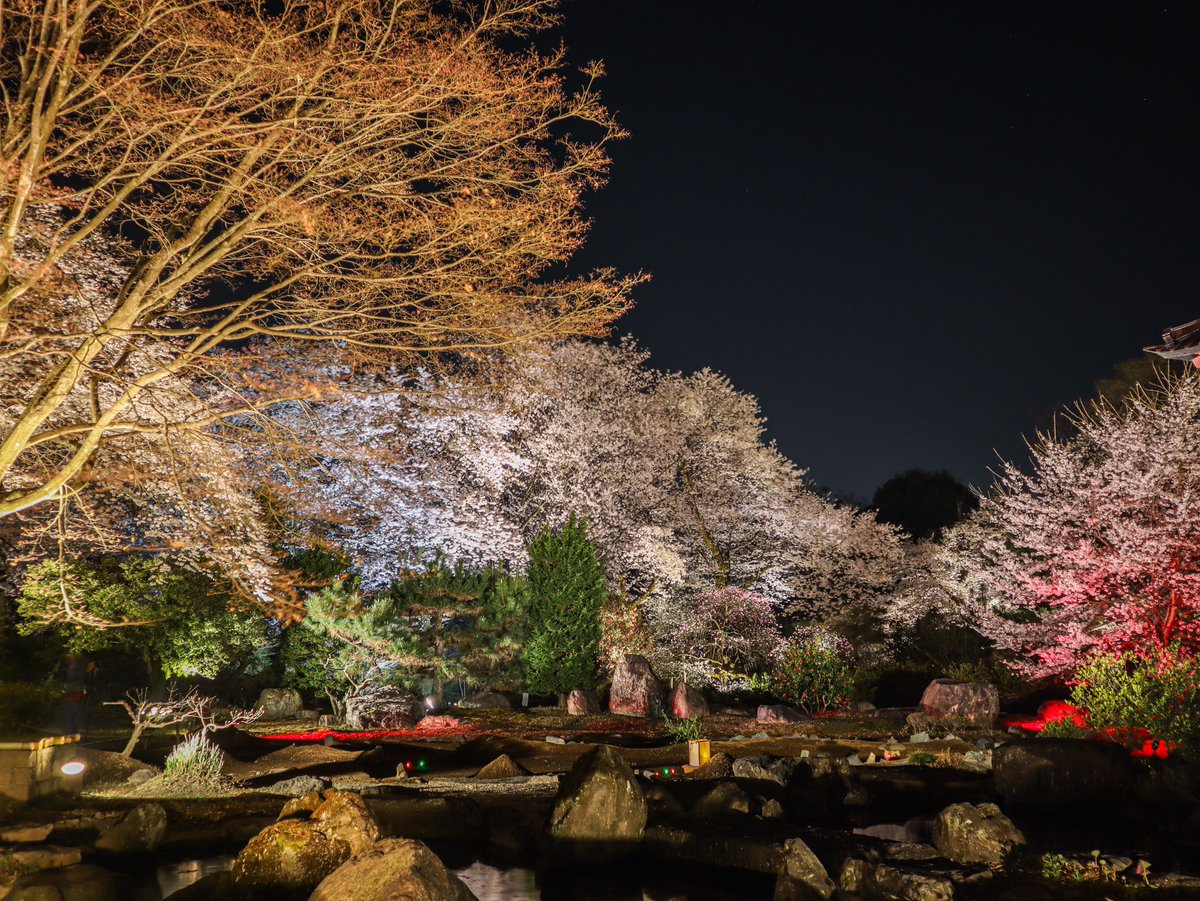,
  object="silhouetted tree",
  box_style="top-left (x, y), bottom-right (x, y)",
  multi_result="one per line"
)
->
top-left (872, 469), bottom-right (977, 541)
